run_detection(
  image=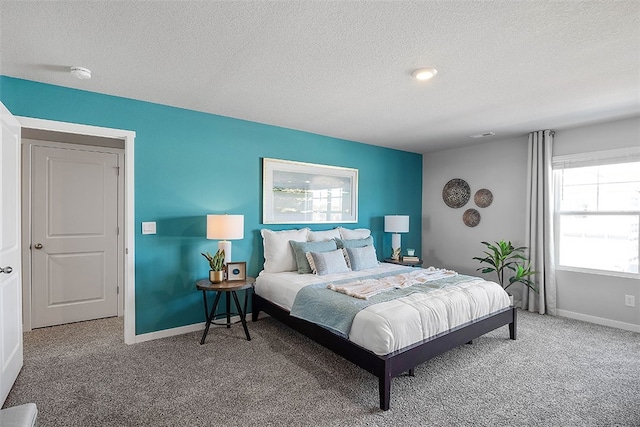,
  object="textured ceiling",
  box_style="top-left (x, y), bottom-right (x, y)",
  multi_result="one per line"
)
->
top-left (1, 1), bottom-right (638, 153)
